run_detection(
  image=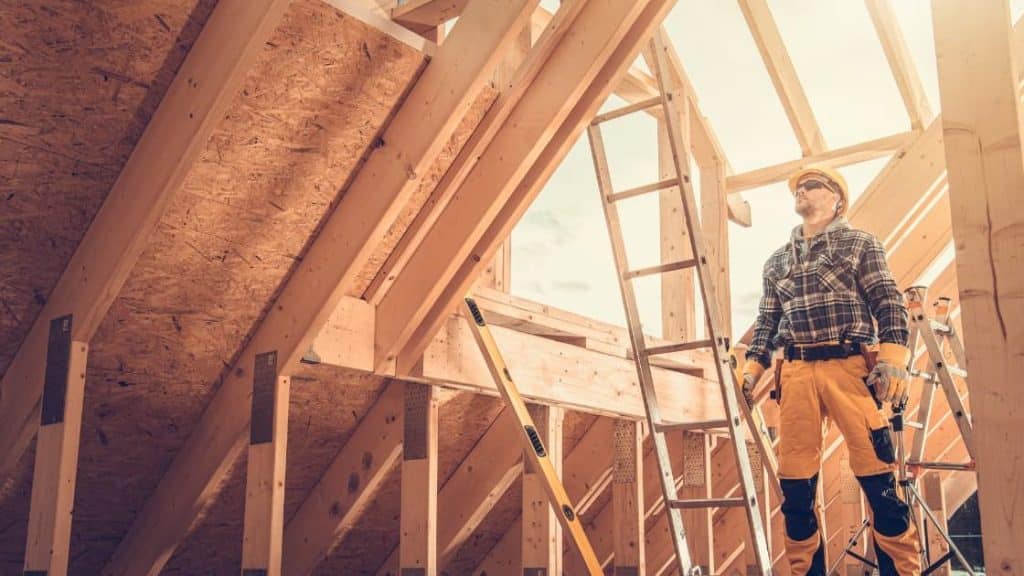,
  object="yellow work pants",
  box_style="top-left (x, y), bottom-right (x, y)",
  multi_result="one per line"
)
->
top-left (777, 354), bottom-right (921, 576)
